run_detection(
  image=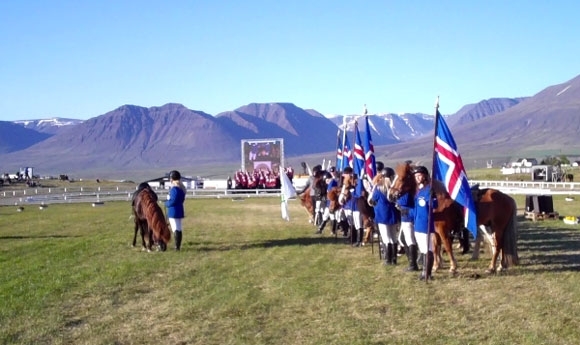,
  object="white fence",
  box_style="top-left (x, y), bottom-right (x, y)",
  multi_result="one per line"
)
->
top-left (0, 186), bottom-right (282, 207)
top-left (2, 179), bottom-right (580, 207)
